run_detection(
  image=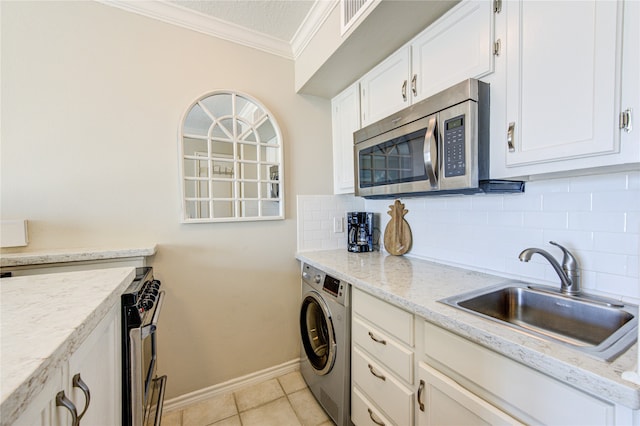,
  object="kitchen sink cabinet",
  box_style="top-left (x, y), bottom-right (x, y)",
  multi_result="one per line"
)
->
top-left (331, 82), bottom-right (360, 194)
top-left (419, 320), bottom-right (621, 425)
top-left (351, 287), bottom-right (415, 425)
top-left (416, 362), bottom-right (522, 426)
top-left (491, 0), bottom-right (639, 179)
top-left (13, 305), bottom-right (121, 426)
